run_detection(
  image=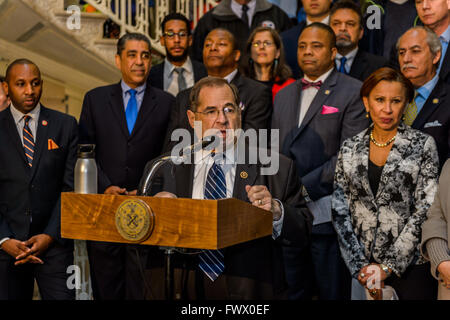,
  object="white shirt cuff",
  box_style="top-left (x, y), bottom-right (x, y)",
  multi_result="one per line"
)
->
top-left (0, 237), bottom-right (10, 249)
top-left (272, 199), bottom-right (284, 240)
